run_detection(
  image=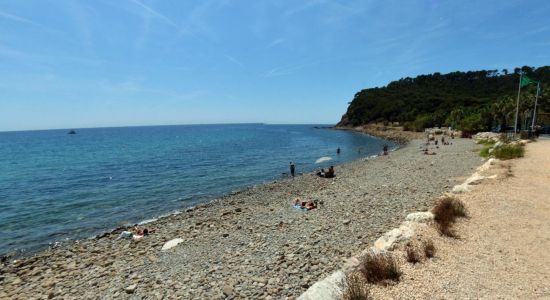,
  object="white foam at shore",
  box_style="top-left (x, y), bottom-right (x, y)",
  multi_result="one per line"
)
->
top-left (138, 218), bottom-right (159, 225)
